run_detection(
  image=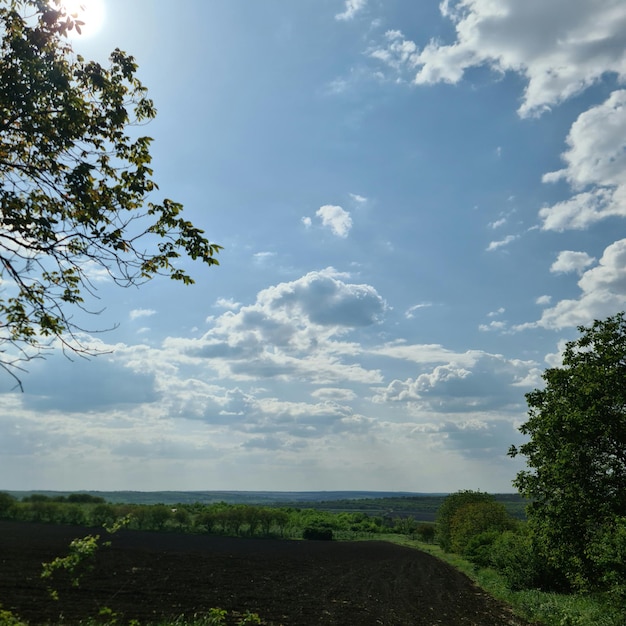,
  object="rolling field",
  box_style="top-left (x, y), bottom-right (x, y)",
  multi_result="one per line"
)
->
top-left (0, 521), bottom-right (534, 625)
